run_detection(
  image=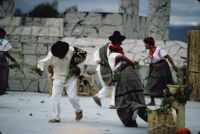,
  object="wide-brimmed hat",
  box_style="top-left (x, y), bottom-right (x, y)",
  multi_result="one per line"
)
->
top-left (109, 31), bottom-right (126, 43)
